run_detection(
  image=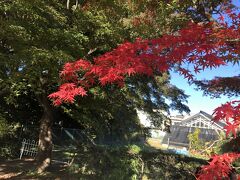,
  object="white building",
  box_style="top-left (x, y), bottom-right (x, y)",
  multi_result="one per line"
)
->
top-left (138, 110), bottom-right (225, 148)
